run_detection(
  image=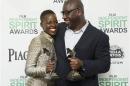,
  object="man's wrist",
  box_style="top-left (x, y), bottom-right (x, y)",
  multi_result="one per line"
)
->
top-left (79, 60), bottom-right (86, 72)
